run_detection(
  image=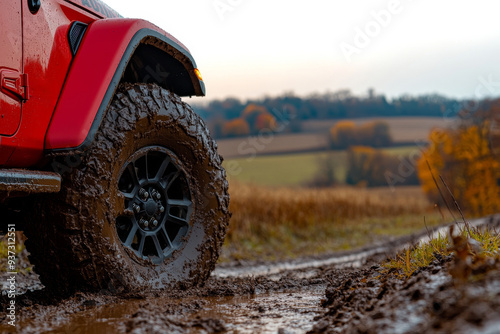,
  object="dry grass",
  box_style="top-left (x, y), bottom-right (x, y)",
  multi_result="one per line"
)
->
top-left (383, 225), bottom-right (500, 280)
top-left (221, 182), bottom-right (447, 262)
